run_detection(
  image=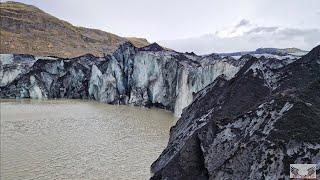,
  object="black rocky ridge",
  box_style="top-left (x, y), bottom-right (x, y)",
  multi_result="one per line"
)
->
top-left (151, 45), bottom-right (320, 179)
